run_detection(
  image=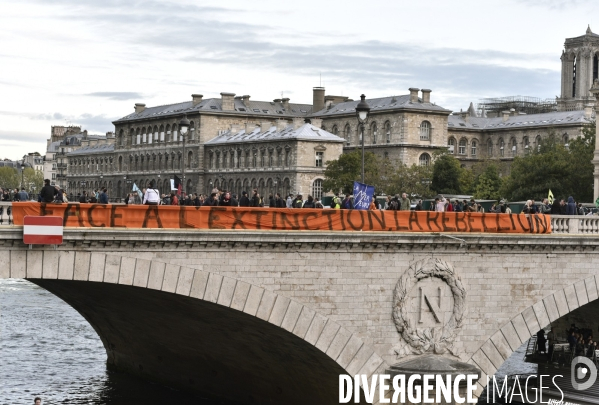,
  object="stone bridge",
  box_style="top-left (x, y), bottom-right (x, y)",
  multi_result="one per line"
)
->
top-left (1, 217), bottom-right (599, 404)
